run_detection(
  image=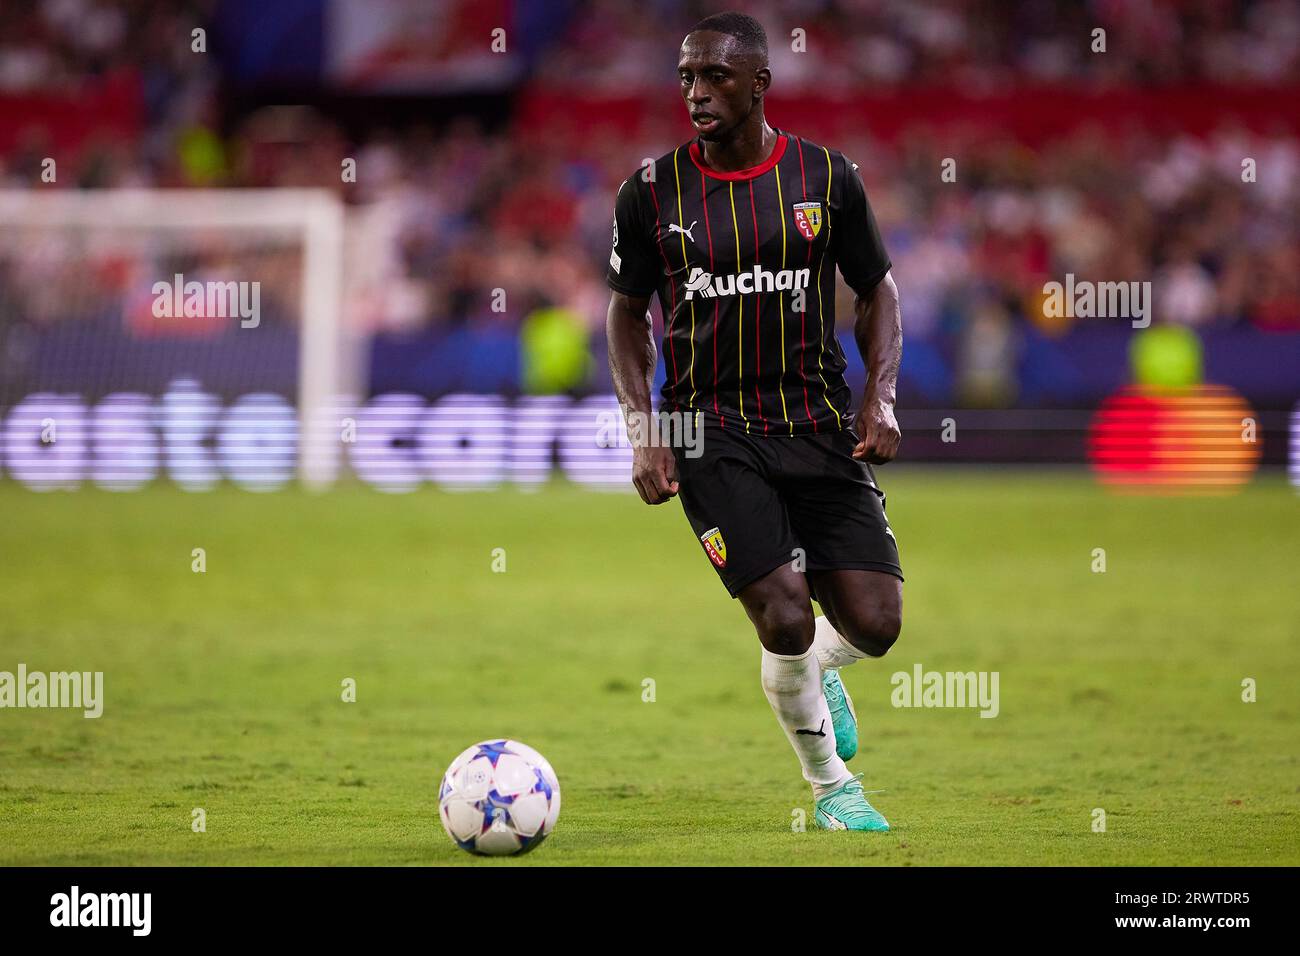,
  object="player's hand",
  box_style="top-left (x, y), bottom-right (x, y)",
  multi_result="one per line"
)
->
top-left (632, 445), bottom-right (679, 505)
top-left (852, 398), bottom-right (901, 463)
